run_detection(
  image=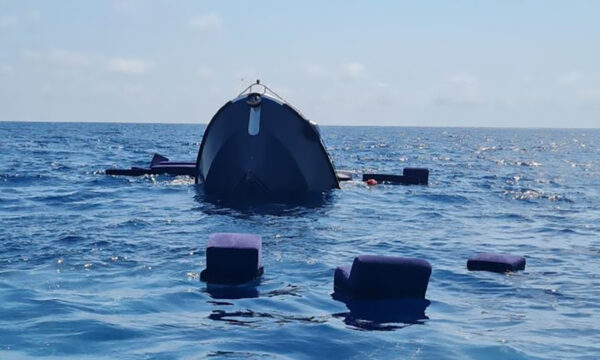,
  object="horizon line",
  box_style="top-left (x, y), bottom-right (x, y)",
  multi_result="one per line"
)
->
top-left (0, 120), bottom-right (598, 130)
